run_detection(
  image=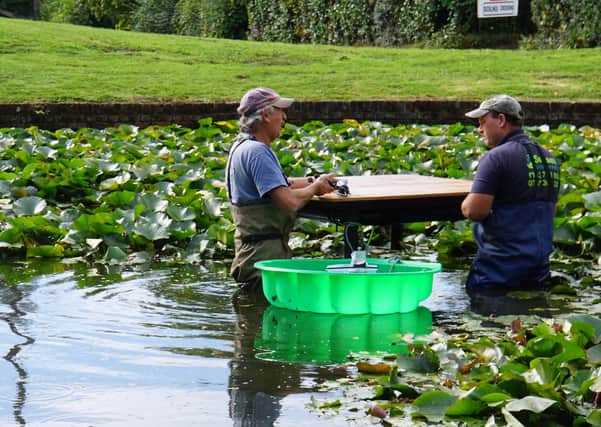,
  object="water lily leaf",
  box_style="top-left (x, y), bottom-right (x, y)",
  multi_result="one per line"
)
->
top-left (505, 396), bottom-right (556, 413)
top-left (103, 191), bottom-right (136, 208)
top-left (588, 344), bottom-right (601, 365)
top-left (154, 181), bottom-right (175, 196)
top-left (99, 172), bottom-right (131, 190)
top-left (133, 222), bottom-right (170, 241)
top-left (397, 347), bottom-right (440, 373)
top-left (93, 159), bottom-right (122, 173)
top-left (589, 375), bottom-right (601, 393)
top-left (138, 193), bottom-right (168, 212)
top-left (583, 191), bottom-right (601, 210)
top-left (445, 398), bottom-right (487, 417)
top-left (127, 251), bottom-right (152, 264)
top-left (527, 337), bottom-right (562, 358)
top-left (551, 341), bottom-right (586, 364)
top-left (569, 315), bottom-right (601, 344)
top-left (0, 227), bottom-right (23, 243)
top-left (0, 180), bottom-right (12, 196)
top-left (26, 244), bottom-right (64, 258)
top-left (169, 221), bottom-right (196, 240)
top-left (103, 246), bottom-right (127, 264)
top-left (13, 196), bottom-right (47, 216)
top-left (74, 212), bottom-right (120, 235)
top-left (36, 146), bottom-right (58, 159)
top-left (85, 239), bottom-right (103, 249)
top-left (523, 358), bottom-right (557, 386)
top-left (132, 163), bottom-right (163, 180)
top-left (501, 407), bottom-right (525, 427)
top-left (167, 205), bottom-right (196, 221)
top-left (204, 197), bottom-right (223, 217)
top-left (412, 390), bottom-right (457, 422)
top-left (587, 410), bottom-right (601, 427)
